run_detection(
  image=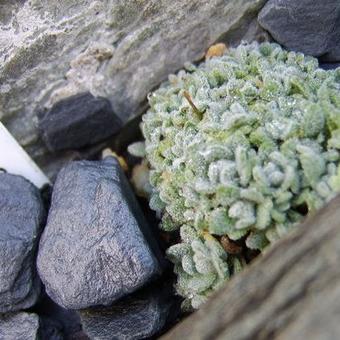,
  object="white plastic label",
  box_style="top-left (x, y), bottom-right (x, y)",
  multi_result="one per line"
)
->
top-left (0, 122), bottom-right (50, 188)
